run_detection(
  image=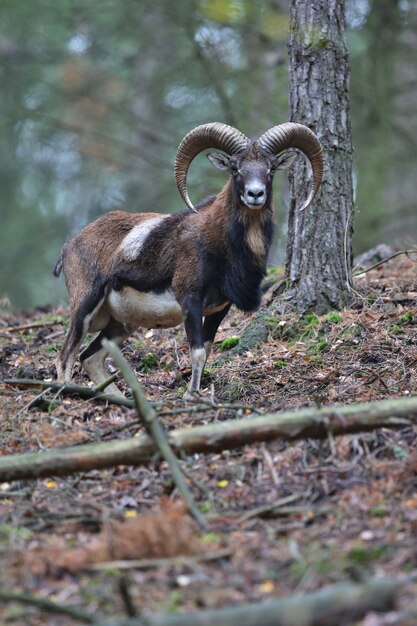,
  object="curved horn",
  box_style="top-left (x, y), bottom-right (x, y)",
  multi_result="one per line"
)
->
top-left (175, 122), bottom-right (249, 211)
top-left (258, 122), bottom-right (324, 211)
